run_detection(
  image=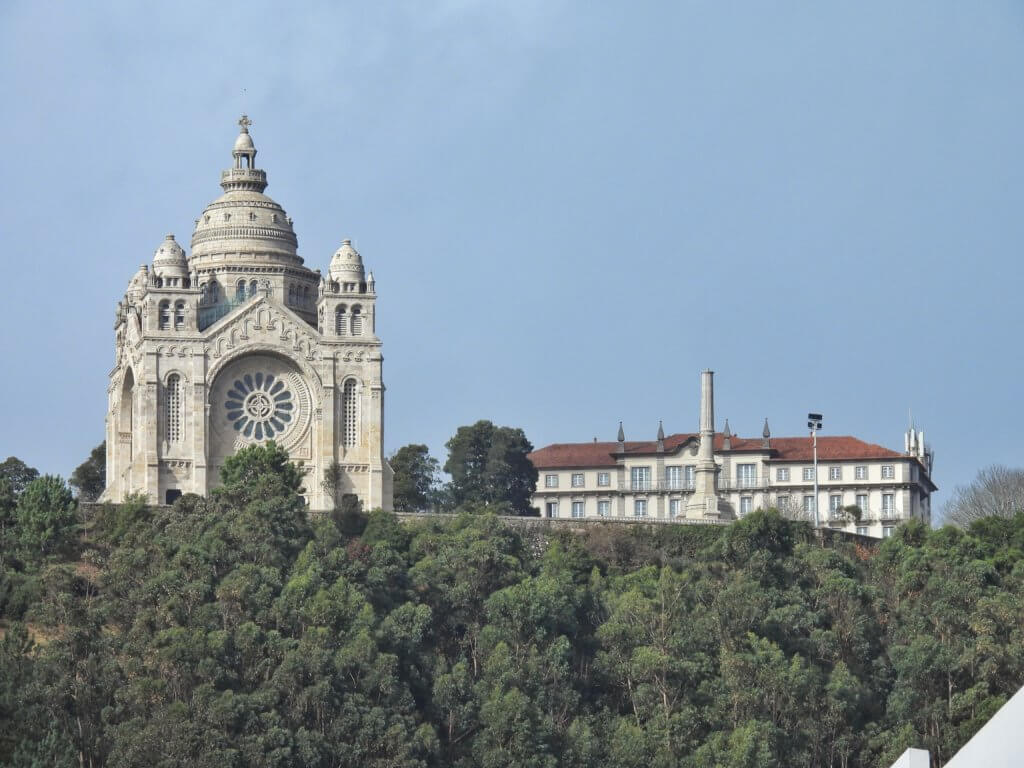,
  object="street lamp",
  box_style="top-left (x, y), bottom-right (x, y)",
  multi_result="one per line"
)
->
top-left (807, 413), bottom-right (823, 526)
